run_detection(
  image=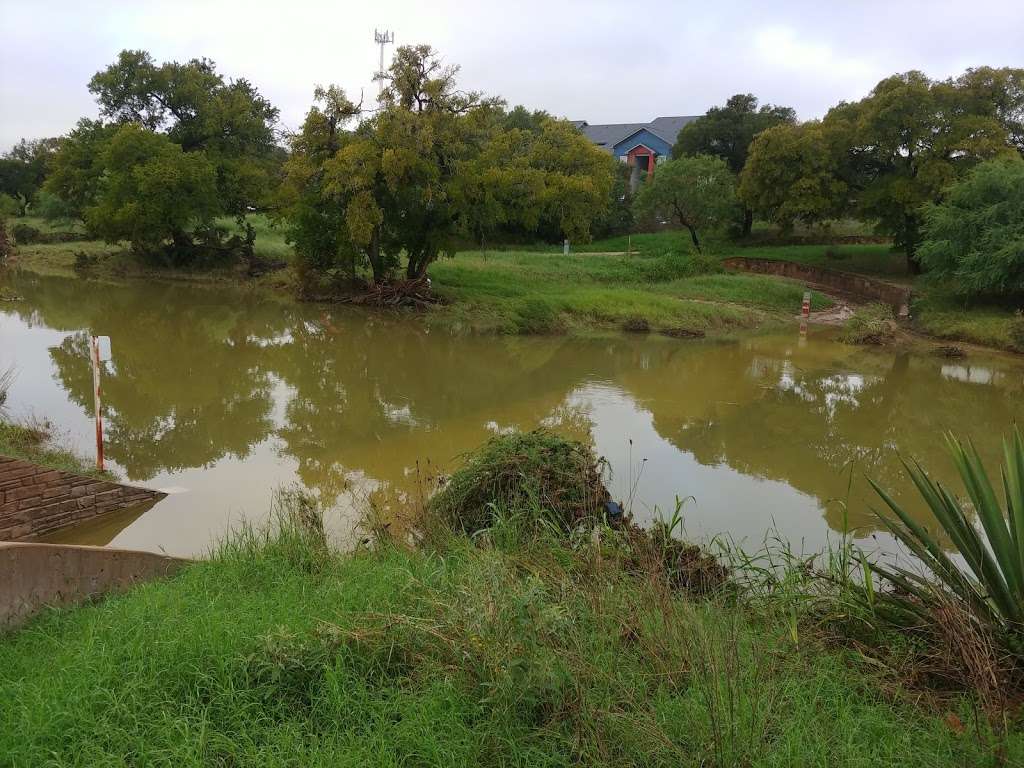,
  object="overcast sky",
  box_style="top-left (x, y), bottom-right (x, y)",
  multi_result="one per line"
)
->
top-left (1, 0), bottom-right (1021, 150)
